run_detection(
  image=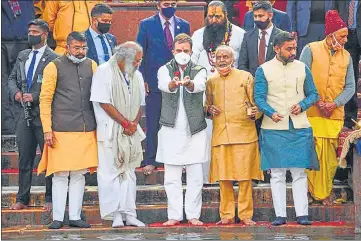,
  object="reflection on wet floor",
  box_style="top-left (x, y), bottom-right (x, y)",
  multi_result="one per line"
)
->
top-left (4, 232), bottom-right (361, 240)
